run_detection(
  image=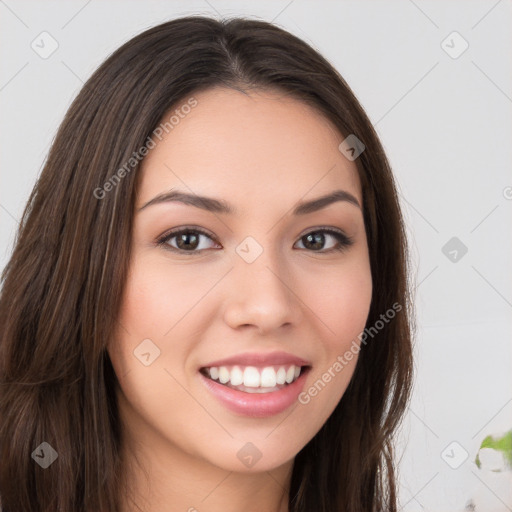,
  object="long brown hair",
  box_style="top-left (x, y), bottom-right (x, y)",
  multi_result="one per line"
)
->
top-left (0, 15), bottom-right (414, 512)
